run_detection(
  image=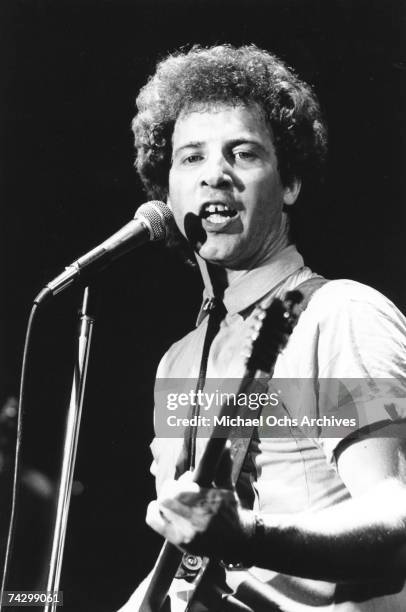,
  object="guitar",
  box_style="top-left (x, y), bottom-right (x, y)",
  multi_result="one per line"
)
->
top-left (138, 291), bottom-right (302, 612)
